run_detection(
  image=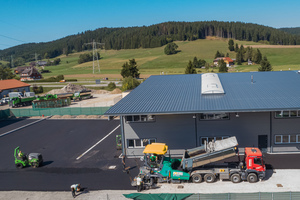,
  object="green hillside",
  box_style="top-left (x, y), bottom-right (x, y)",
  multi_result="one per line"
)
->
top-left (35, 38), bottom-right (300, 80)
top-left (279, 27), bottom-right (300, 35)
